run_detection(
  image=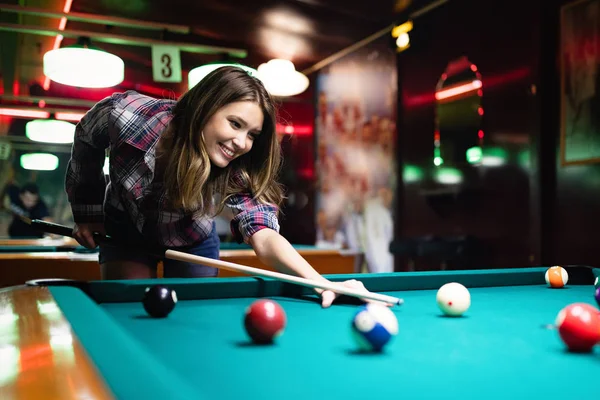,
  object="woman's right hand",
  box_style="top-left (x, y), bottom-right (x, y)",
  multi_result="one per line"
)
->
top-left (73, 223), bottom-right (106, 249)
